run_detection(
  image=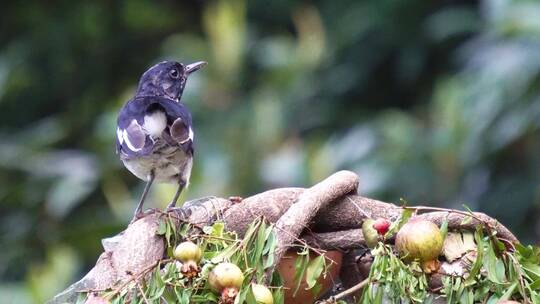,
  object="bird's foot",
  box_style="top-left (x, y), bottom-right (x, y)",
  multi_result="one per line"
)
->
top-left (166, 196), bottom-right (218, 220)
top-left (130, 211), bottom-right (145, 225)
top-left (129, 208), bottom-right (161, 224)
top-left (166, 205), bottom-right (192, 220)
